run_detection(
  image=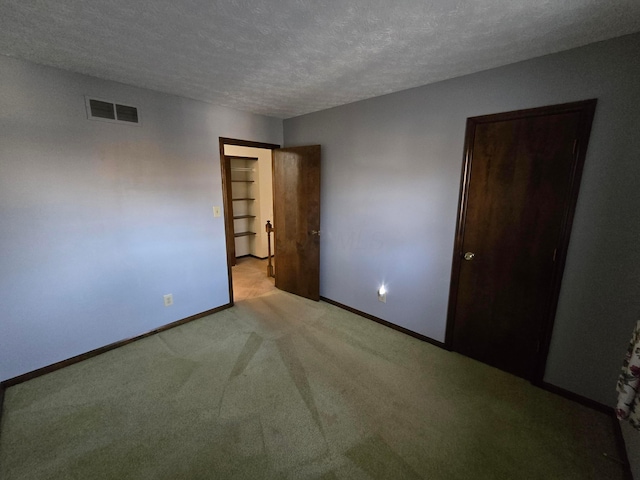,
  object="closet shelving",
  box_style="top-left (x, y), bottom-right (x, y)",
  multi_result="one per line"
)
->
top-left (229, 156), bottom-right (258, 246)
